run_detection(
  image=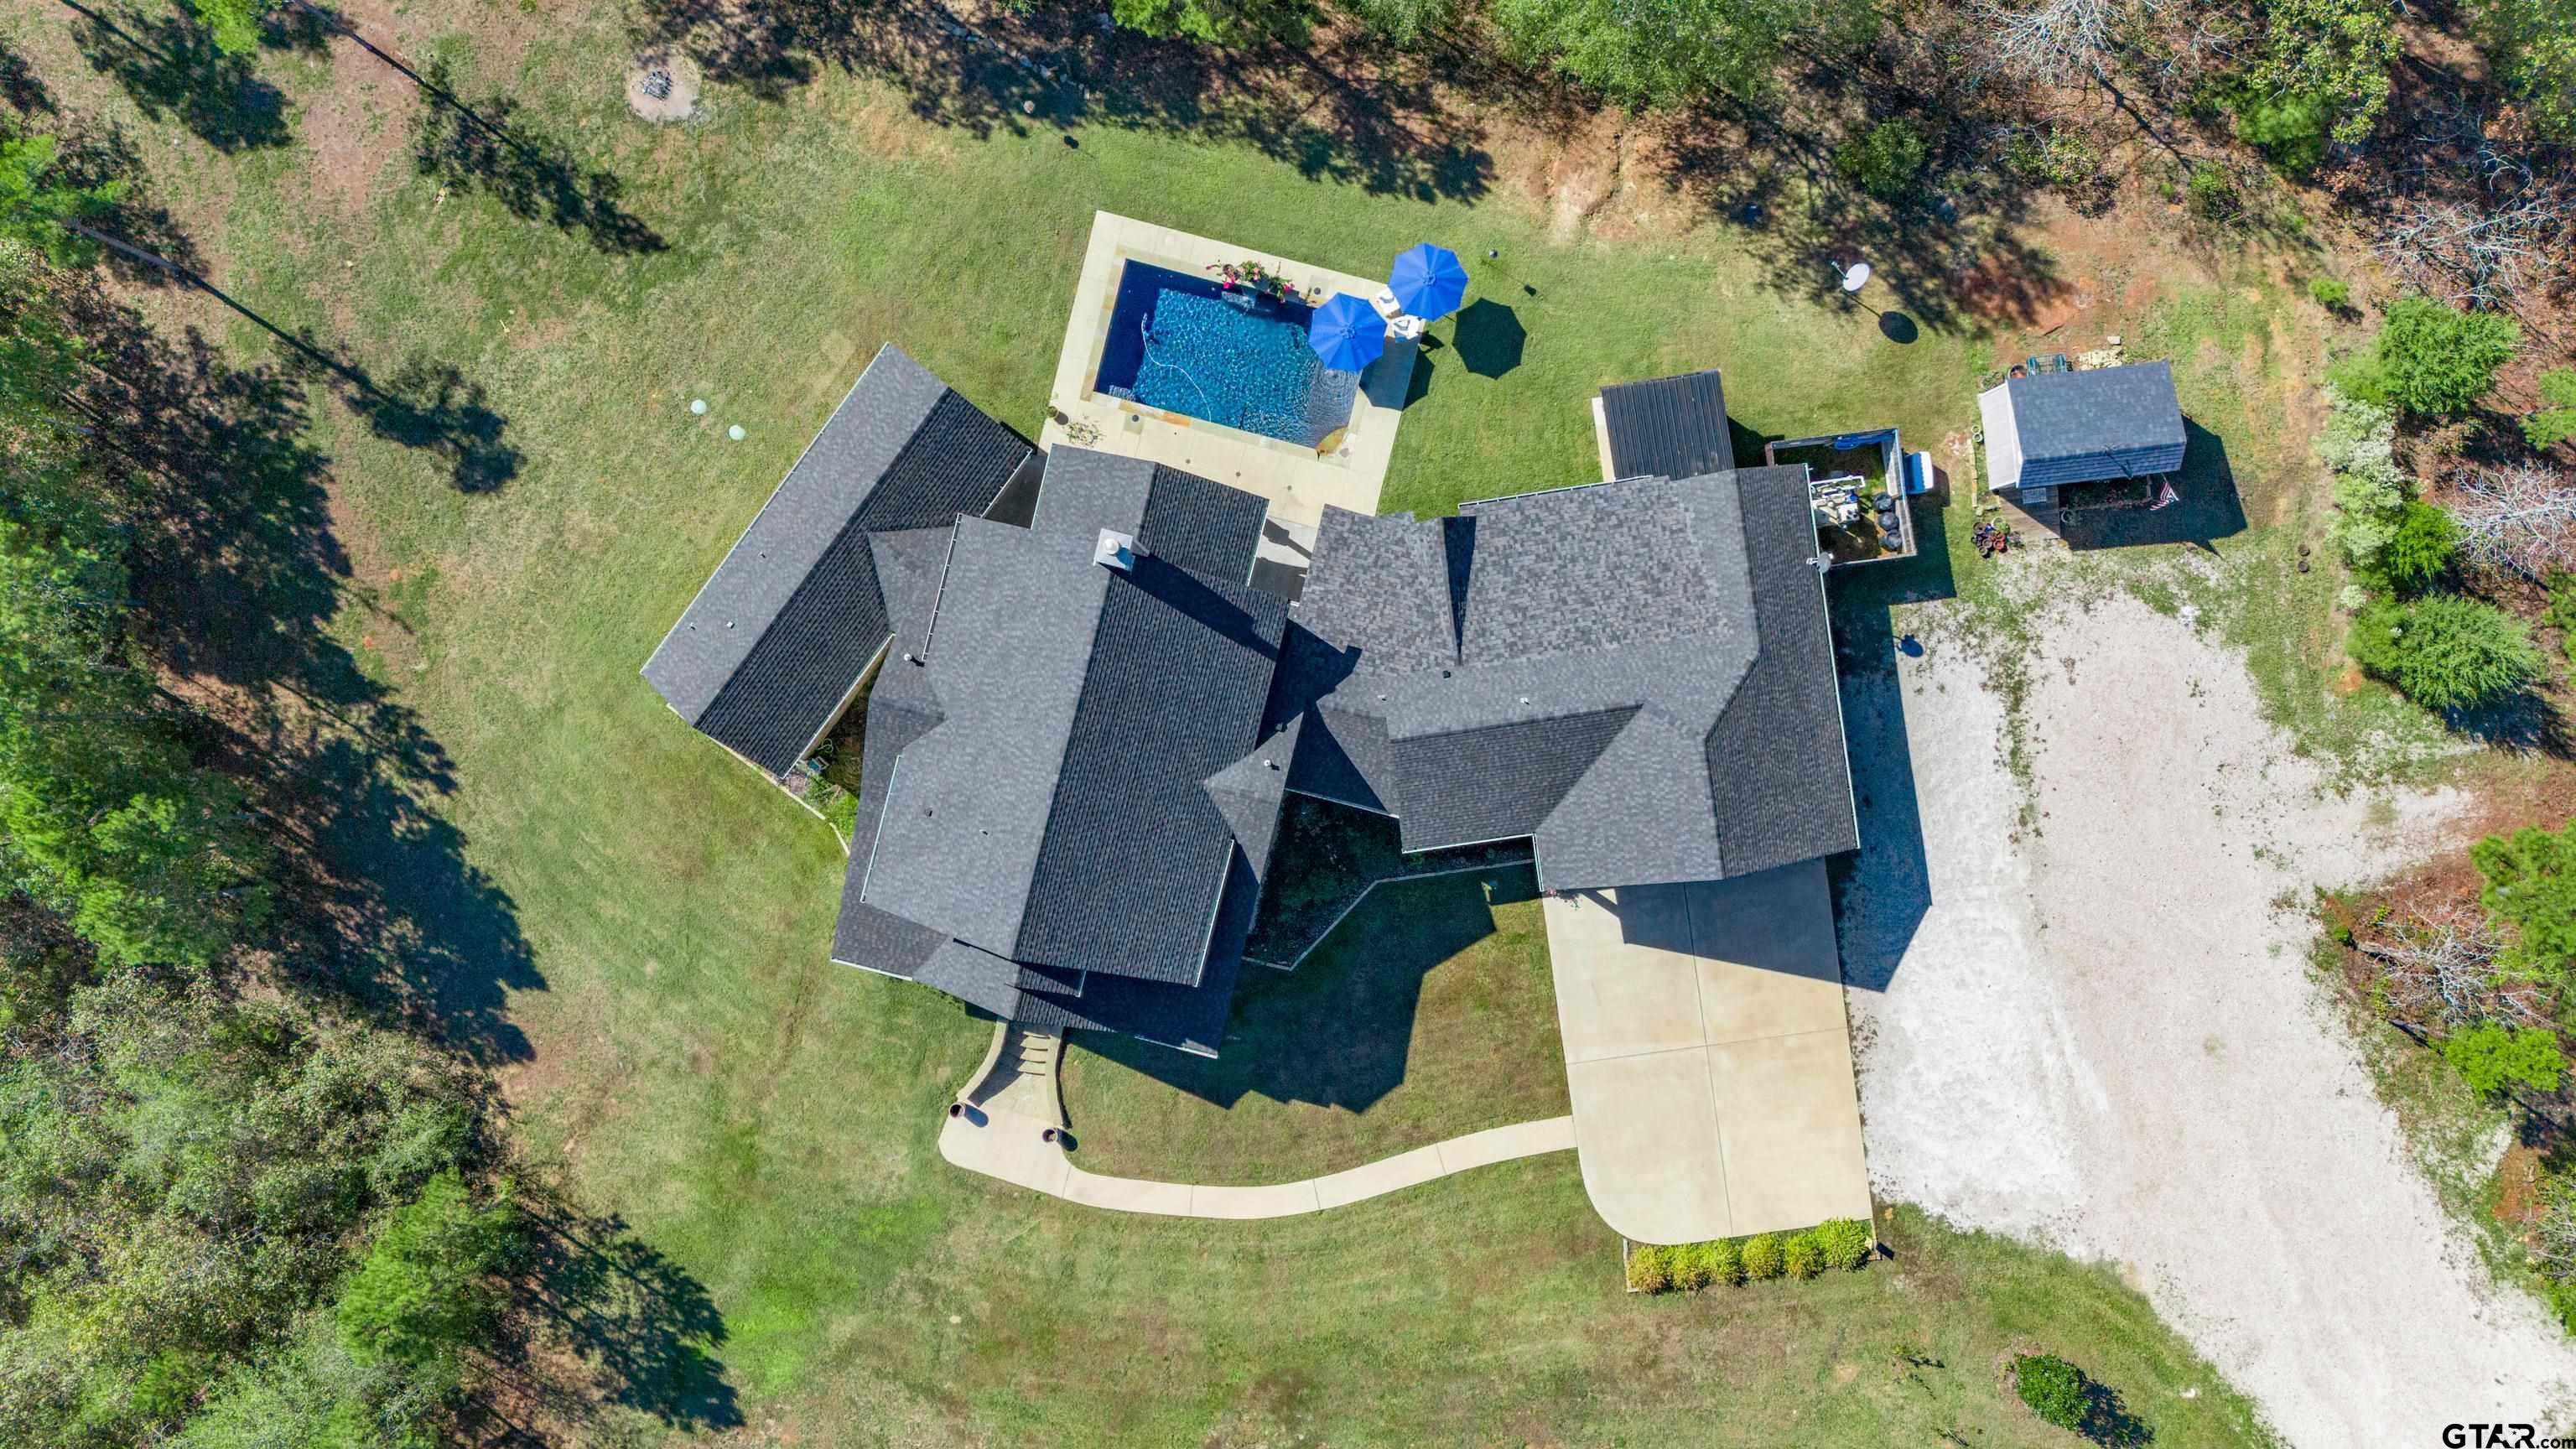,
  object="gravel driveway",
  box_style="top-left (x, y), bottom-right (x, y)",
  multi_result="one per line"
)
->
top-left (1841, 584), bottom-right (2576, 1446)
